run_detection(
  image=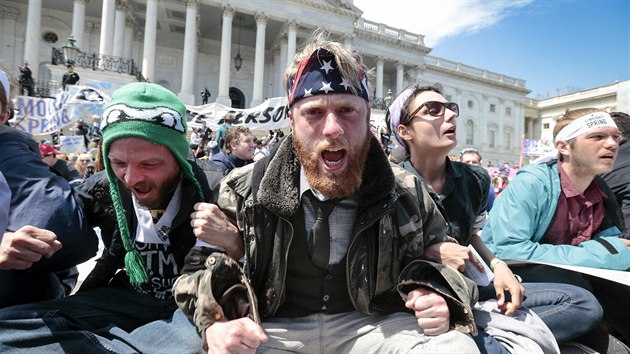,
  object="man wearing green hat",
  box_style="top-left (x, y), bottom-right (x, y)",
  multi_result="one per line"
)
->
top-left (0, 82), bottom-right (243, 352)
